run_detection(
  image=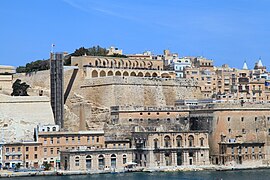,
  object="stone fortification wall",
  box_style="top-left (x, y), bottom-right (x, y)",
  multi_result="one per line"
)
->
top-left (0, 94), bottom-right (55, 142)
top-left (81, 76), bottom-right (202, 108)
